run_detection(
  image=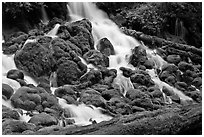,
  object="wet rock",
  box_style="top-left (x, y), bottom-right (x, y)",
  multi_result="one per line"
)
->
top-left (2, 83), bottom-right (14, 100)
top-left (132, 106), bottom-right (146, 112)
top-left (119, 67), bottom-right (134, 77)
top-left (126, 89), bottom-right (149, 101)
top-left (11, 86), bottom-right (41, 111)
top-left (178, 61), bottom-right (194, 71)
top-left (162, 64), bottom-right (178, 74)
top-left (2, 105), bottom-right (20, 120)
top-left (186, 90), bottom-right (201, 103)
top-left (166, 54), bottom-right (181, 64)
top-left (96, 37), bottom-right (115, 56)
top-left (192, 77), bottom-right (202, 88)
top-left (58, 19), bottom-right (94, 54)
top-left (143, 59), bottom-right (154, 69)
top-left (56, 60), bottom-right (82, 86)
top-left (130, 70), bottom-right (154, 87)
top-left (83, 50), bottom-right (109, 67)
top-left (101, 89), bottom-right (121, 100)
top-left (150, 88), bottom-right (163, 98)
top-left (79, 89), bottom-right (107, 108)
top-left (28, 113), bottom-right (58, 126)
top-left (131, 98), bottom-right (154, 110)
top-left (129, 45), bottom-right (148, 67)
top-left (54, 85), bottom-right (76, 99)
top-left (2, 119), bottom-right (36, 135)
top-left (91, 84), bottom-right (110, 93)
top-left (7, 69), bottom-right (24, 80)
top-left (162, 86), bottom-right (174, 96)
top-left (80, 69), bottom-right (103, 85)
top-left (62, 96), bottom-right (77, 104)
top-left (14, 41), bottom-right (55, 78)
top-left (170, 94), bottom-right (180, 104)
top-left (165, 75), bottom-right (177, 86)
top-left (175, 82), bottom-right (188, 91)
